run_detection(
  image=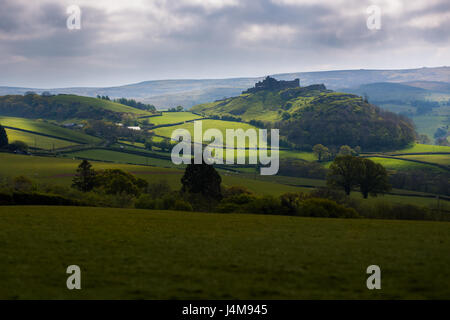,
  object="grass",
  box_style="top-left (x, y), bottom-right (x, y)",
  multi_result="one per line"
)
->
top-left (64, 149), bottom-right (177, 168)
top-left (153, 120), bottom-right (261, 148)
top-left (0, 152), bottom-right (183, 188)
top-left (0, 206), bottom-right (449, 299)
top-left (145, 112), bottom-right (203, 125)
top-left (118, 140), bottom-right (146, 149)
top-left (0, 153), bottom-right (309, 195)
top-left (50, 95), bottom-right (154, 117)
top-left (399, 154), bottom-right (450, 166)
top-left (279, 150), bottom-right (317, 161)
top-left (0, 116), bottom-right (100, 144)
top-left (368, 157), bottom-right (446, 172)
top-left (389, 143), bottom-right (450, 154)
top-left (5, 128), bottom-right (78, 150)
